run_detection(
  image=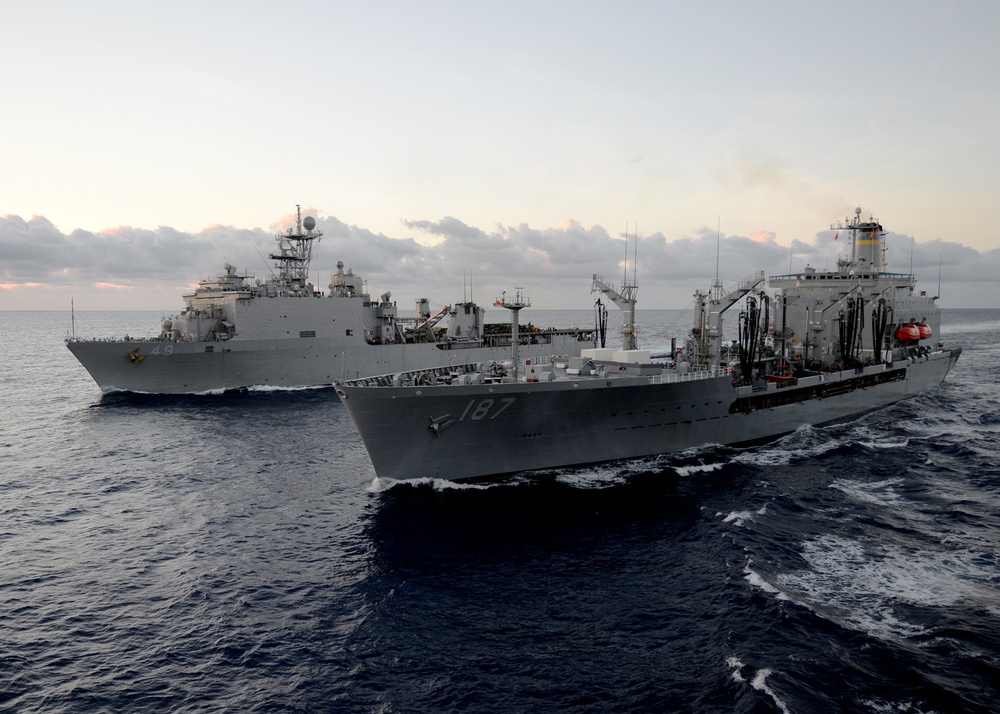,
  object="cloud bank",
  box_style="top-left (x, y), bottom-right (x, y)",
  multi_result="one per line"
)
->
top-left (2, 211), bottom-right (997, 311)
